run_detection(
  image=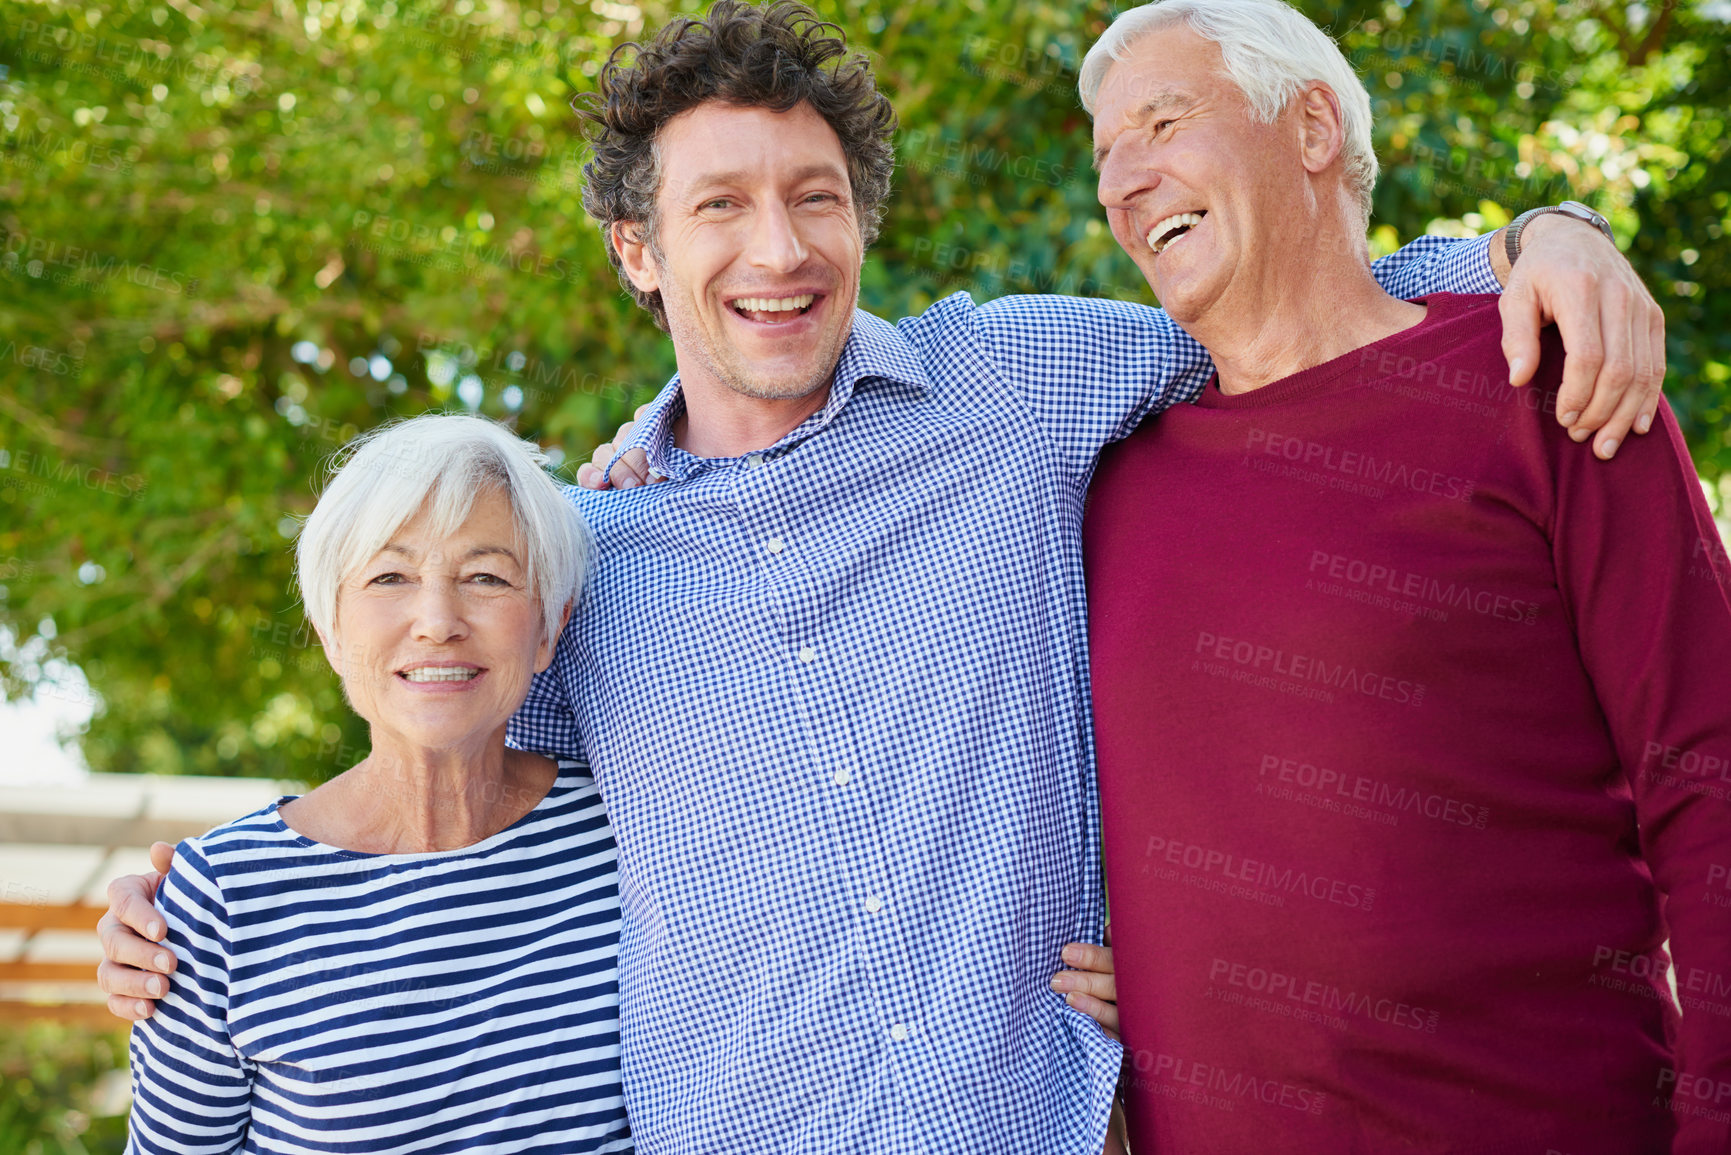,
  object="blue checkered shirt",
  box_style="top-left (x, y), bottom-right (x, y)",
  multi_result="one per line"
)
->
top-left (509, 235), bottom-right (1499, 1154)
